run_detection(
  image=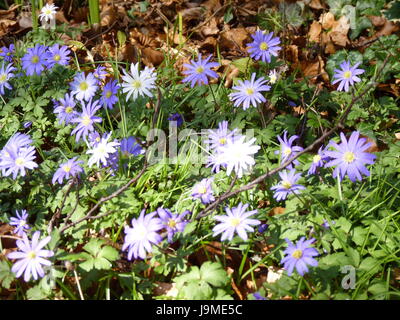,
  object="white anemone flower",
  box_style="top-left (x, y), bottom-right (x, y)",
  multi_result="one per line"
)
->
top-left (218, 135), bottom-right (260, 178)
top-left (87, 132), bottom-right (120, 168)
top-left (39, 3), bottom-right (58, 23)
top-left (121, 62), bottom-right (157, 101)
